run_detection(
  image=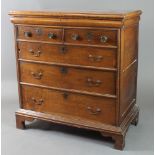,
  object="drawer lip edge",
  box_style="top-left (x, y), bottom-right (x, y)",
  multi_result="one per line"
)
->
top-left (20, 82), bottom-right (117, 99)
top-left (15, 24), bottom-right (120, 30)
top-left (16, 39), bottom-right (118, 49)
top-left (18, 59), bottom-right (117, 72)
